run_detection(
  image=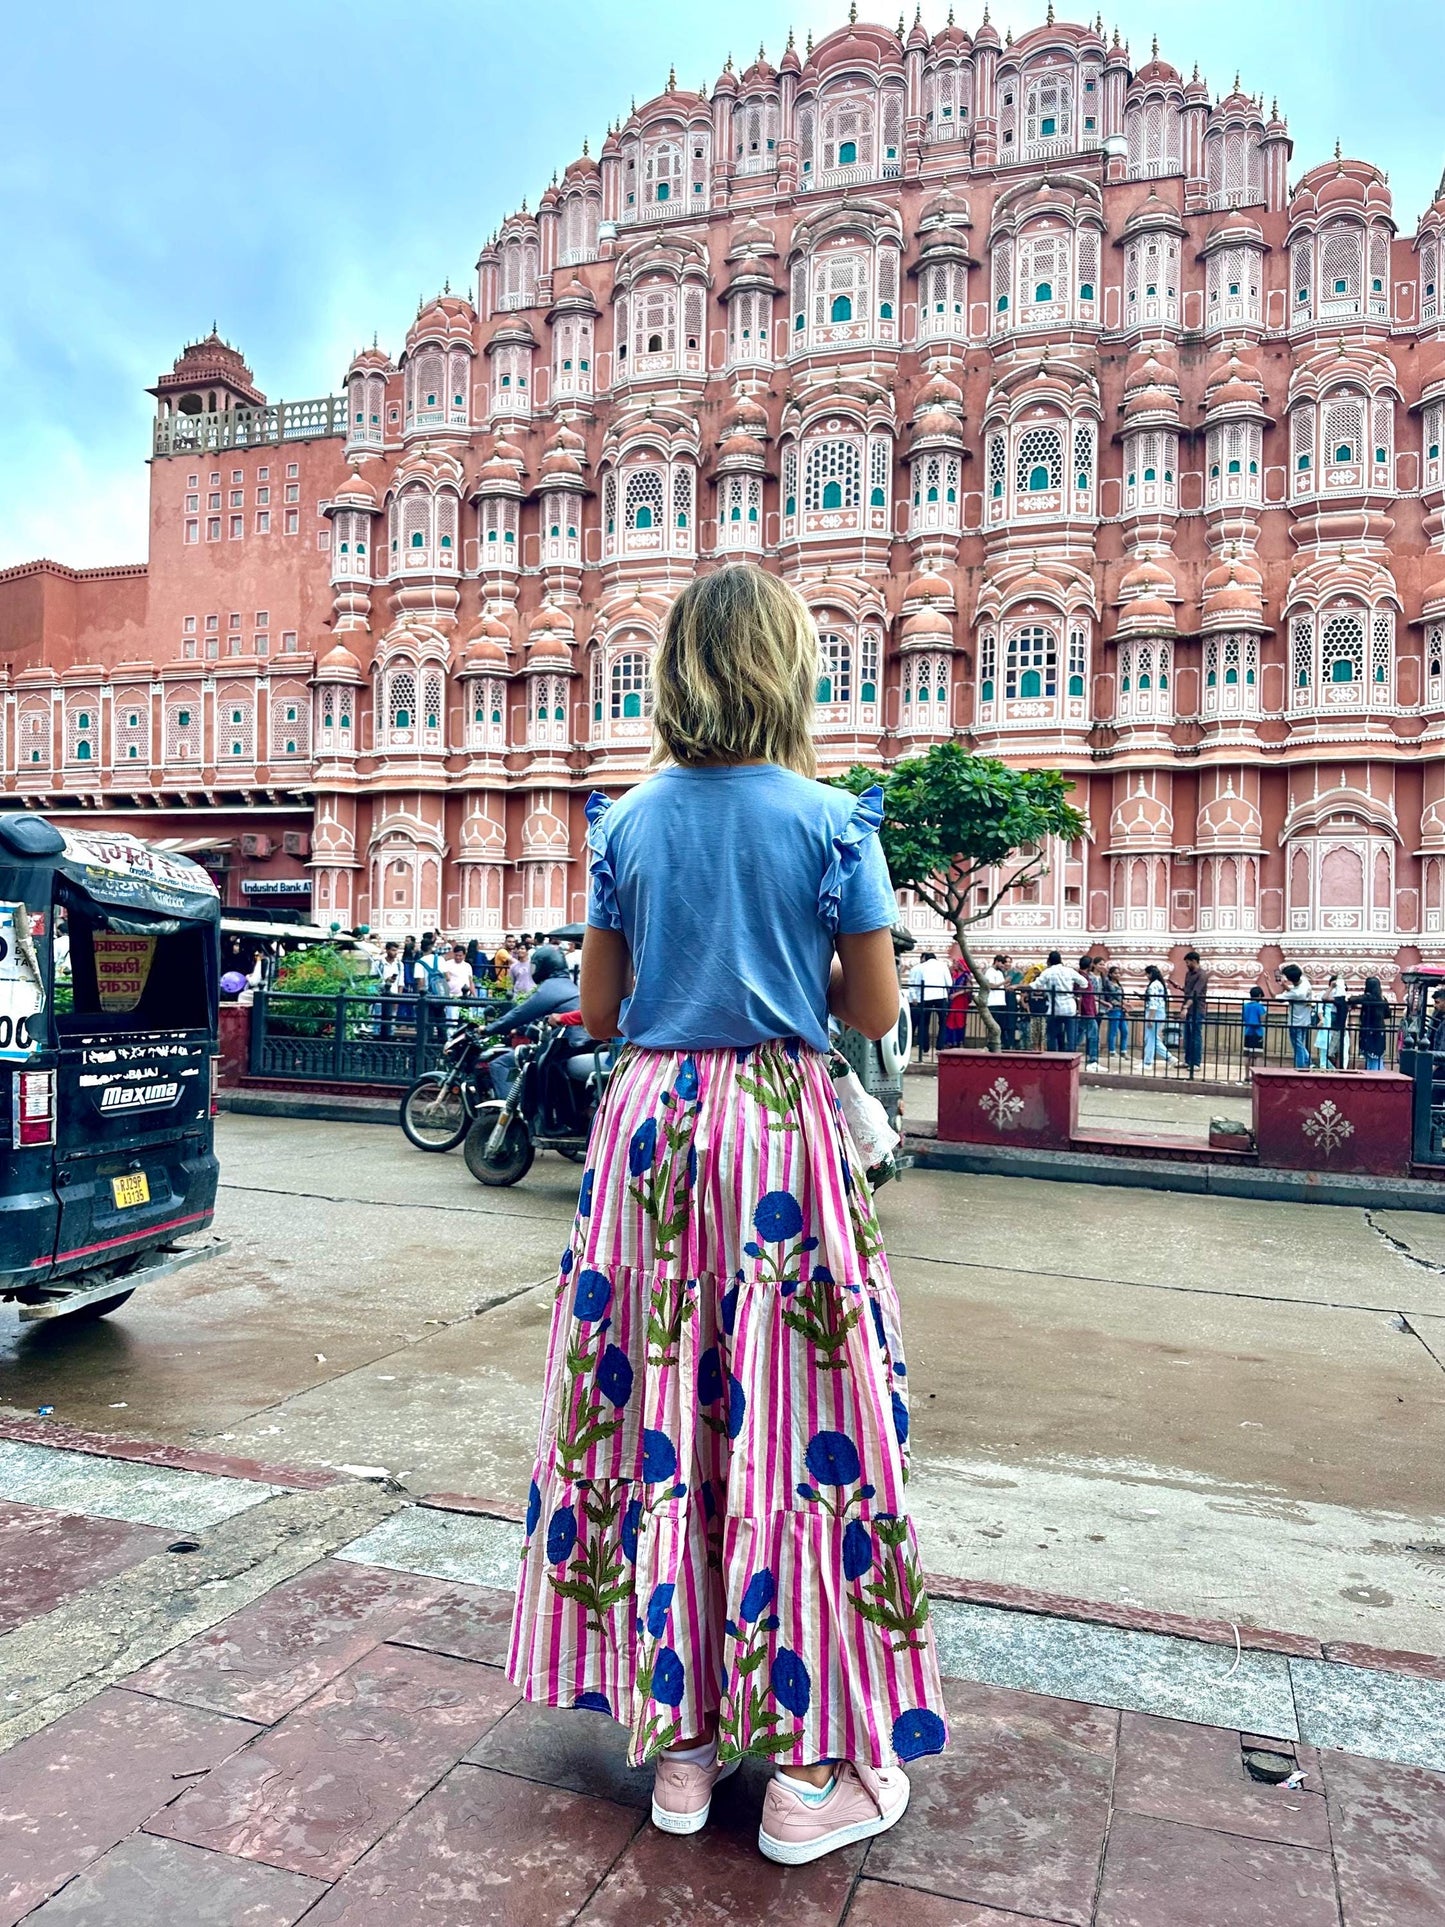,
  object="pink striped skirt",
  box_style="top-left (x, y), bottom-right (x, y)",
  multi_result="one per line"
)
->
top-left (506, 1041), bottom-right (948, 1770)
